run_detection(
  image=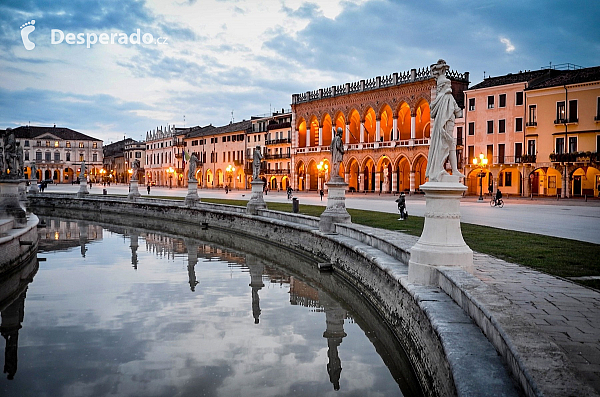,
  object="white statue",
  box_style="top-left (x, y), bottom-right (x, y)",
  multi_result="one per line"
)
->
top-left (30, 161), bottom-right (37, 181)
top-left (131, 159), bottom-right (140, 181)
top-left (426, 59), bottom-right (465, 182)
top-left (252, 146), bottom-right (262, 180)
top-left (188, 152), bottom-right (198, 180)
top-left (330, 127), bottom-right (344, 179)
top-left (79, 160), bottom-right (86, 180)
